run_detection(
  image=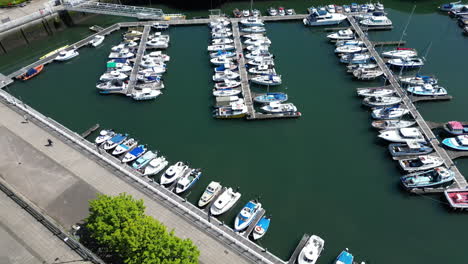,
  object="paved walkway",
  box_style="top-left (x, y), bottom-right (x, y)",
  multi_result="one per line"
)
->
top-left (0, 0), bottom-right (54, 22)
top-left (0, 100), bottom-right (251, 264)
